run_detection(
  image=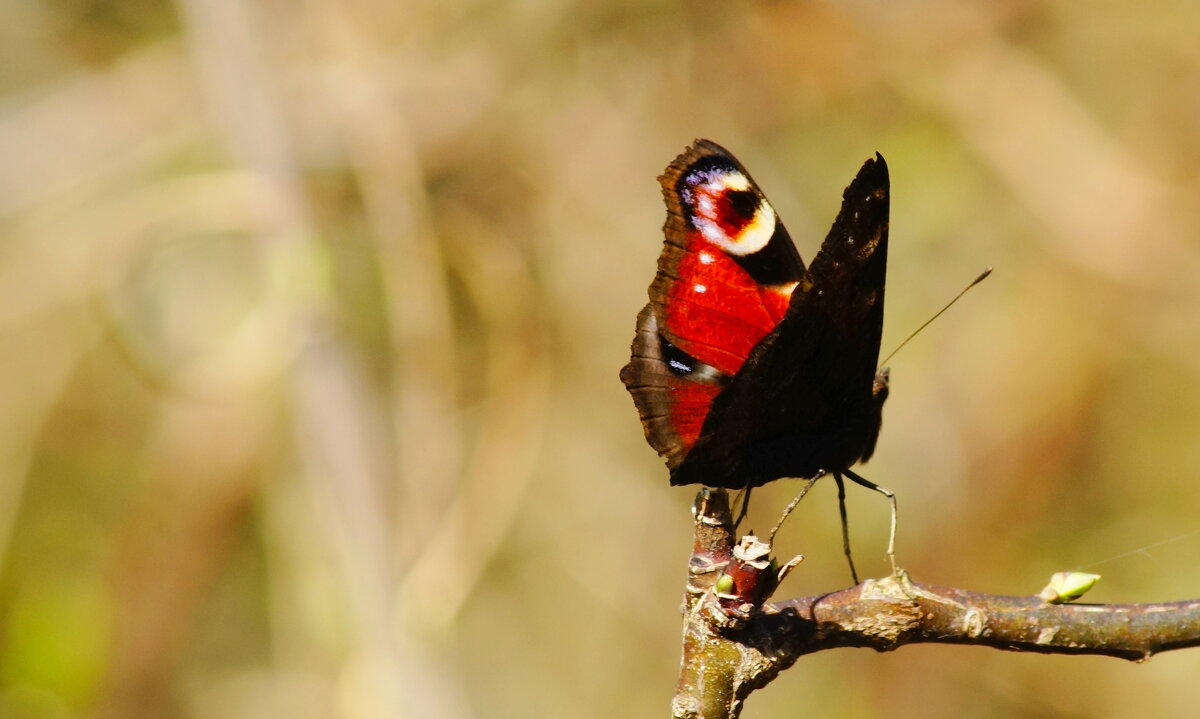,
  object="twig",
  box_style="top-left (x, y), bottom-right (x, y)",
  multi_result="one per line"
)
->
top-left (673, 489), bottom-right (1200, 719)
